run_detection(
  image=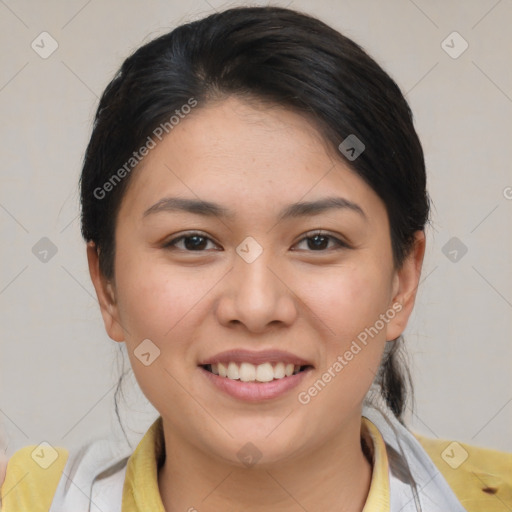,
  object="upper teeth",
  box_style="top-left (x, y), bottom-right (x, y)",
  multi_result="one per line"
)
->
top-left (209, 362), bottom-right (302, 382)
